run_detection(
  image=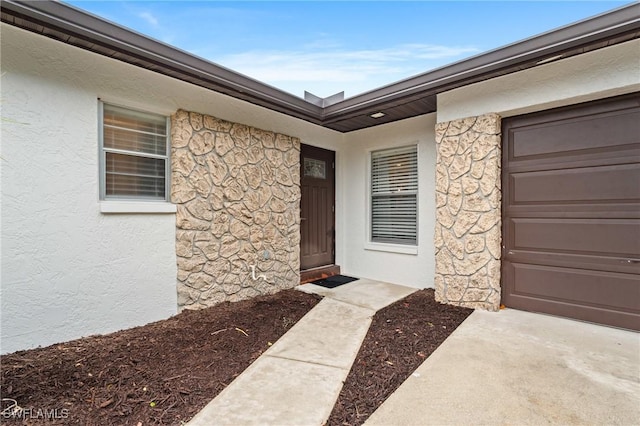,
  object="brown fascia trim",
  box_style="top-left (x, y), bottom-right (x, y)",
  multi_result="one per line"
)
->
top-left (0, 0), bottom-right (324, 124)
top-left (322, 2), bottom-right (640, 122)
top-left (2, 1), bottom-right (639, 129)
